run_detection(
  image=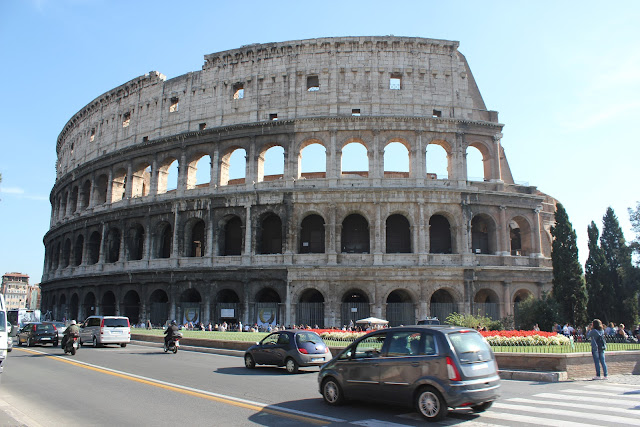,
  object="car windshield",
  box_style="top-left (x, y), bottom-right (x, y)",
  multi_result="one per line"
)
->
top-left (448, 331), bottom-right (492, 364)
top-left (103, 318), bottom-right (129, 328)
